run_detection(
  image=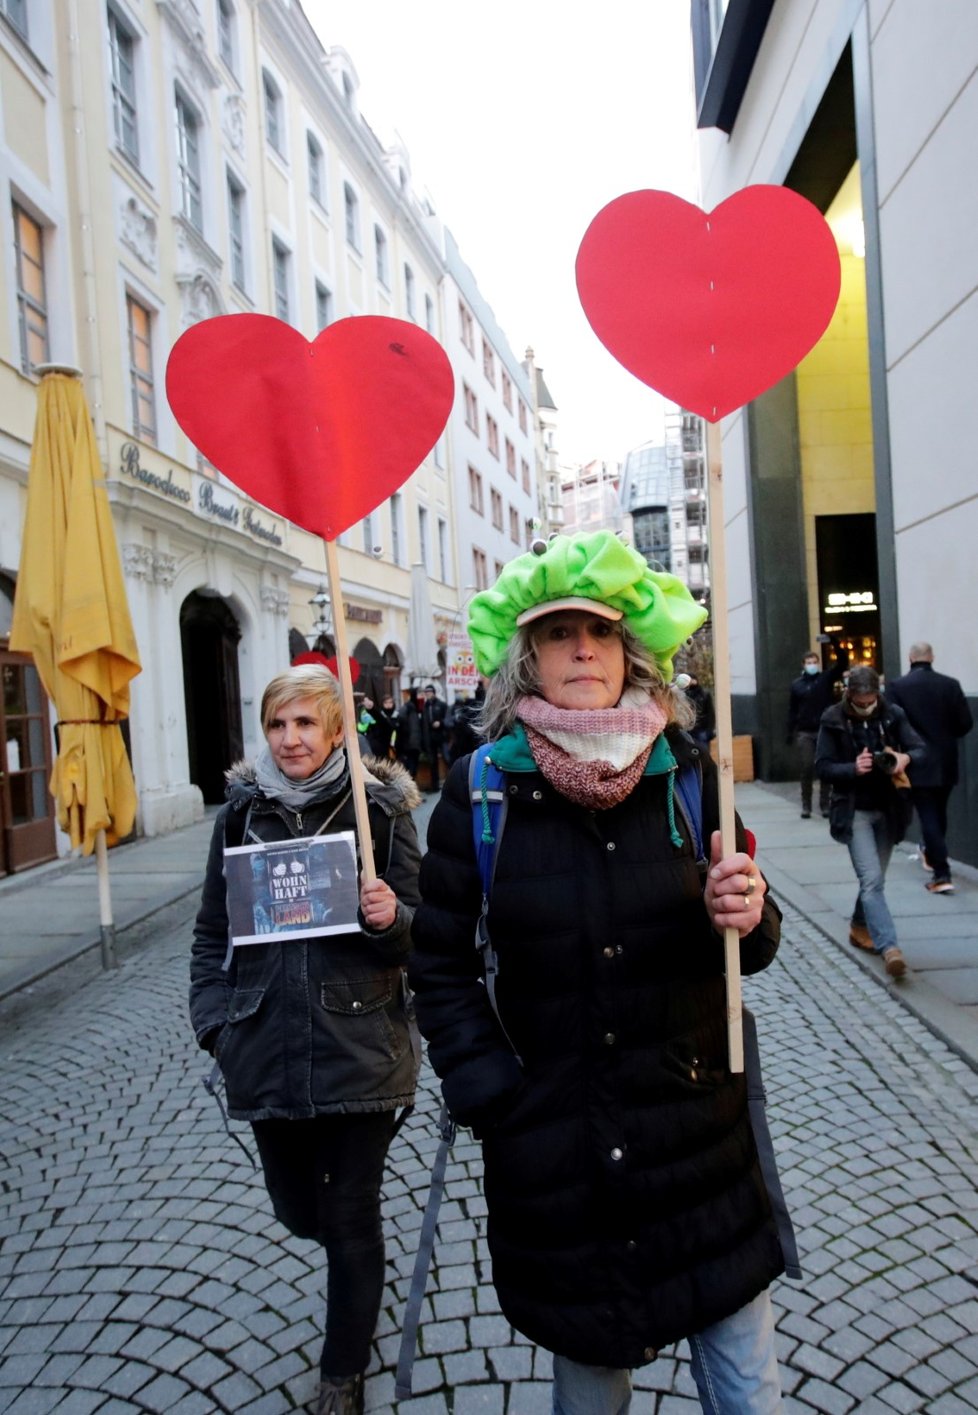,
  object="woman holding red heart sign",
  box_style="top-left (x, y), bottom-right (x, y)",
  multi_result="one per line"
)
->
top-left (190, 664), bottom-right (422, 1415)
top-left (410, 533), bottom-right (793, 1414)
